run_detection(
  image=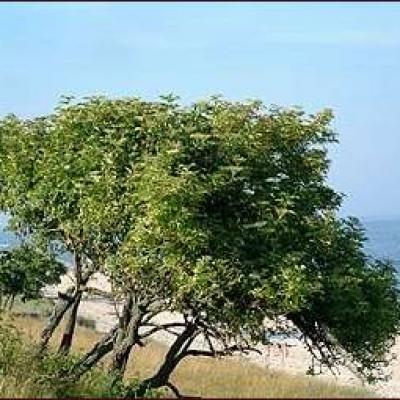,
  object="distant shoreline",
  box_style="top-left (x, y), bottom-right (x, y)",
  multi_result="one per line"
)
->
top-left (1, 217), bottom-right (399, 273)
